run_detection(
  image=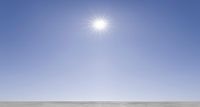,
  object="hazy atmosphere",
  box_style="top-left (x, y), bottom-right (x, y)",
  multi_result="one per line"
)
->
top-left (0, 0), bottom-right (200, 101)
